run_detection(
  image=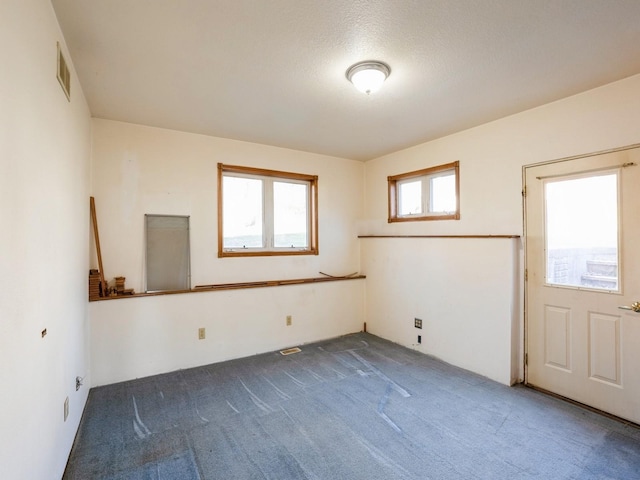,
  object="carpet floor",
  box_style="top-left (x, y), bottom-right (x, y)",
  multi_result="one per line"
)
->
top-left (64, 333), bottom-right (640, 479)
